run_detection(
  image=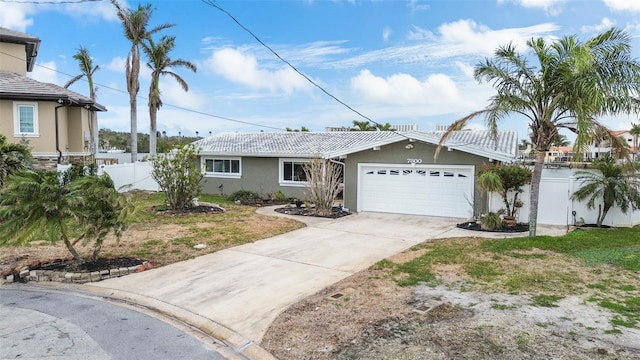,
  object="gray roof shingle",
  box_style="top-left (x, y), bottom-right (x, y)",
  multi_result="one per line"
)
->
top-left (194, 130), bottom-right (517, 162)
top-left (0, 71), bottom-right (106, 111)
